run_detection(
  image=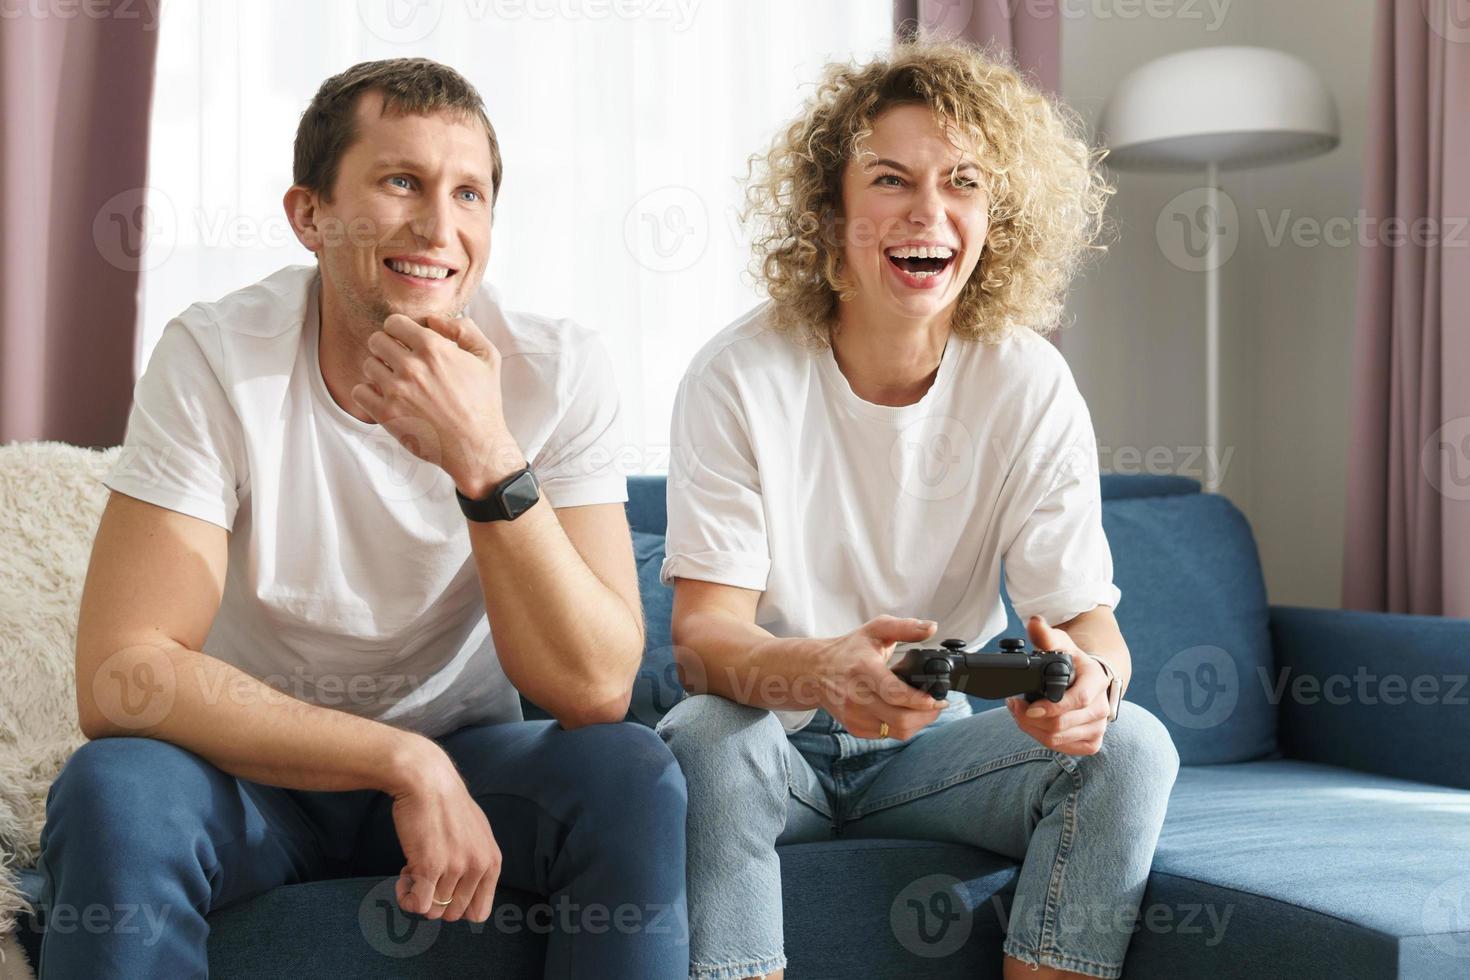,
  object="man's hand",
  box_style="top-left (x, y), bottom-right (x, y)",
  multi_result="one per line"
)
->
top-left (1006, 614), bottom-right (1113, 756)
top-left (391, 745), bottom-right (501, 923)
top-left (817, 616), bottom-right (950, 741)
top-left (350, 313), bottom-right (524, 497)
